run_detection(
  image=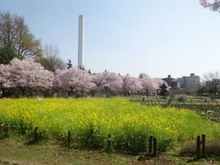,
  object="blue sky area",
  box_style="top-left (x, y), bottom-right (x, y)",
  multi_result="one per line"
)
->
top-left (0, 0), bottom-right (220, 78)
